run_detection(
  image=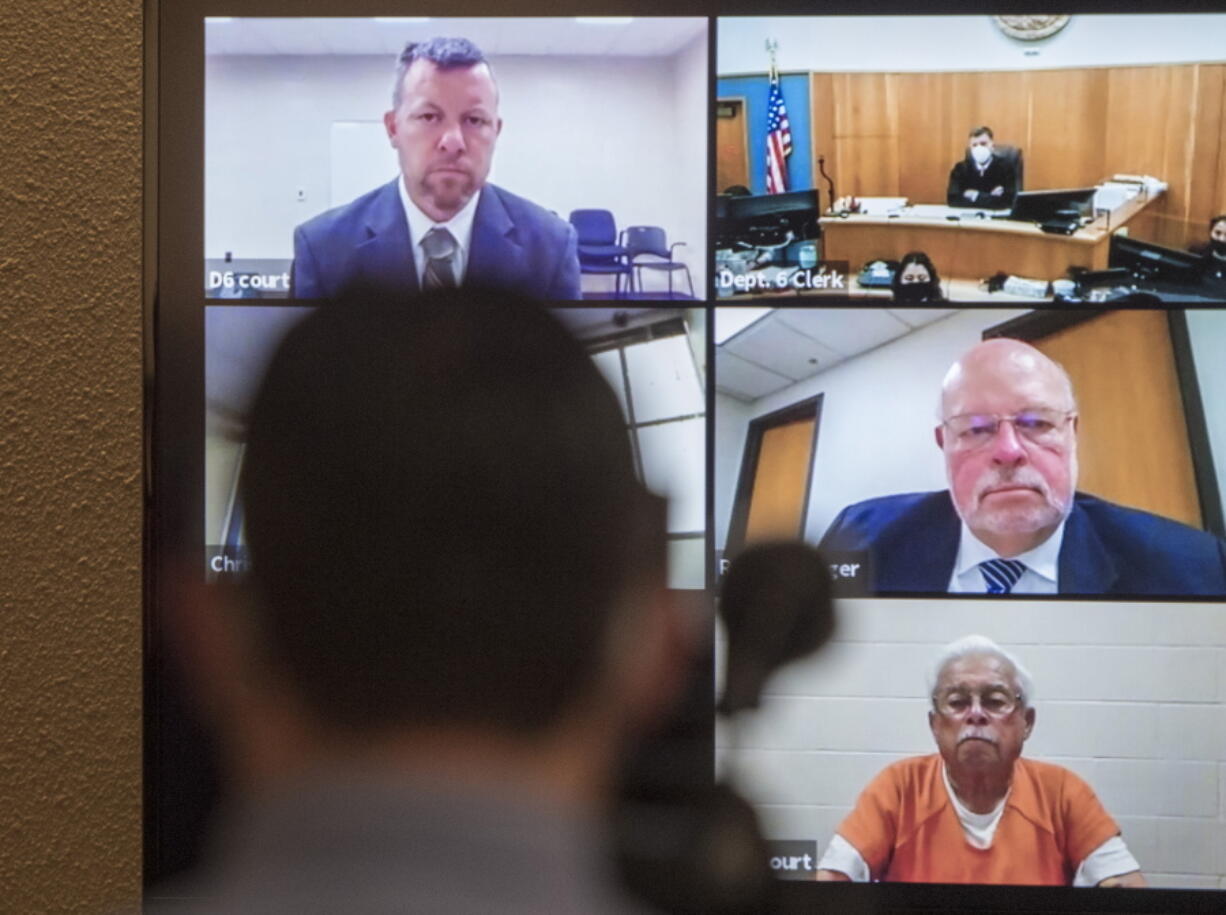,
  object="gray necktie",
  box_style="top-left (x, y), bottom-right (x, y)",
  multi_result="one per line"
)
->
top-left (979, 559), bottom-right (1027, 594)
top-left (420, 227), bottom-right (458, 290)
